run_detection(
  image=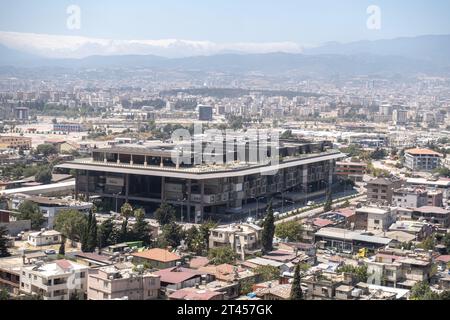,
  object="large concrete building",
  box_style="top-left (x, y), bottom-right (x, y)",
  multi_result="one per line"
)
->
top-left (58, 136), bottom-right (344, 222)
